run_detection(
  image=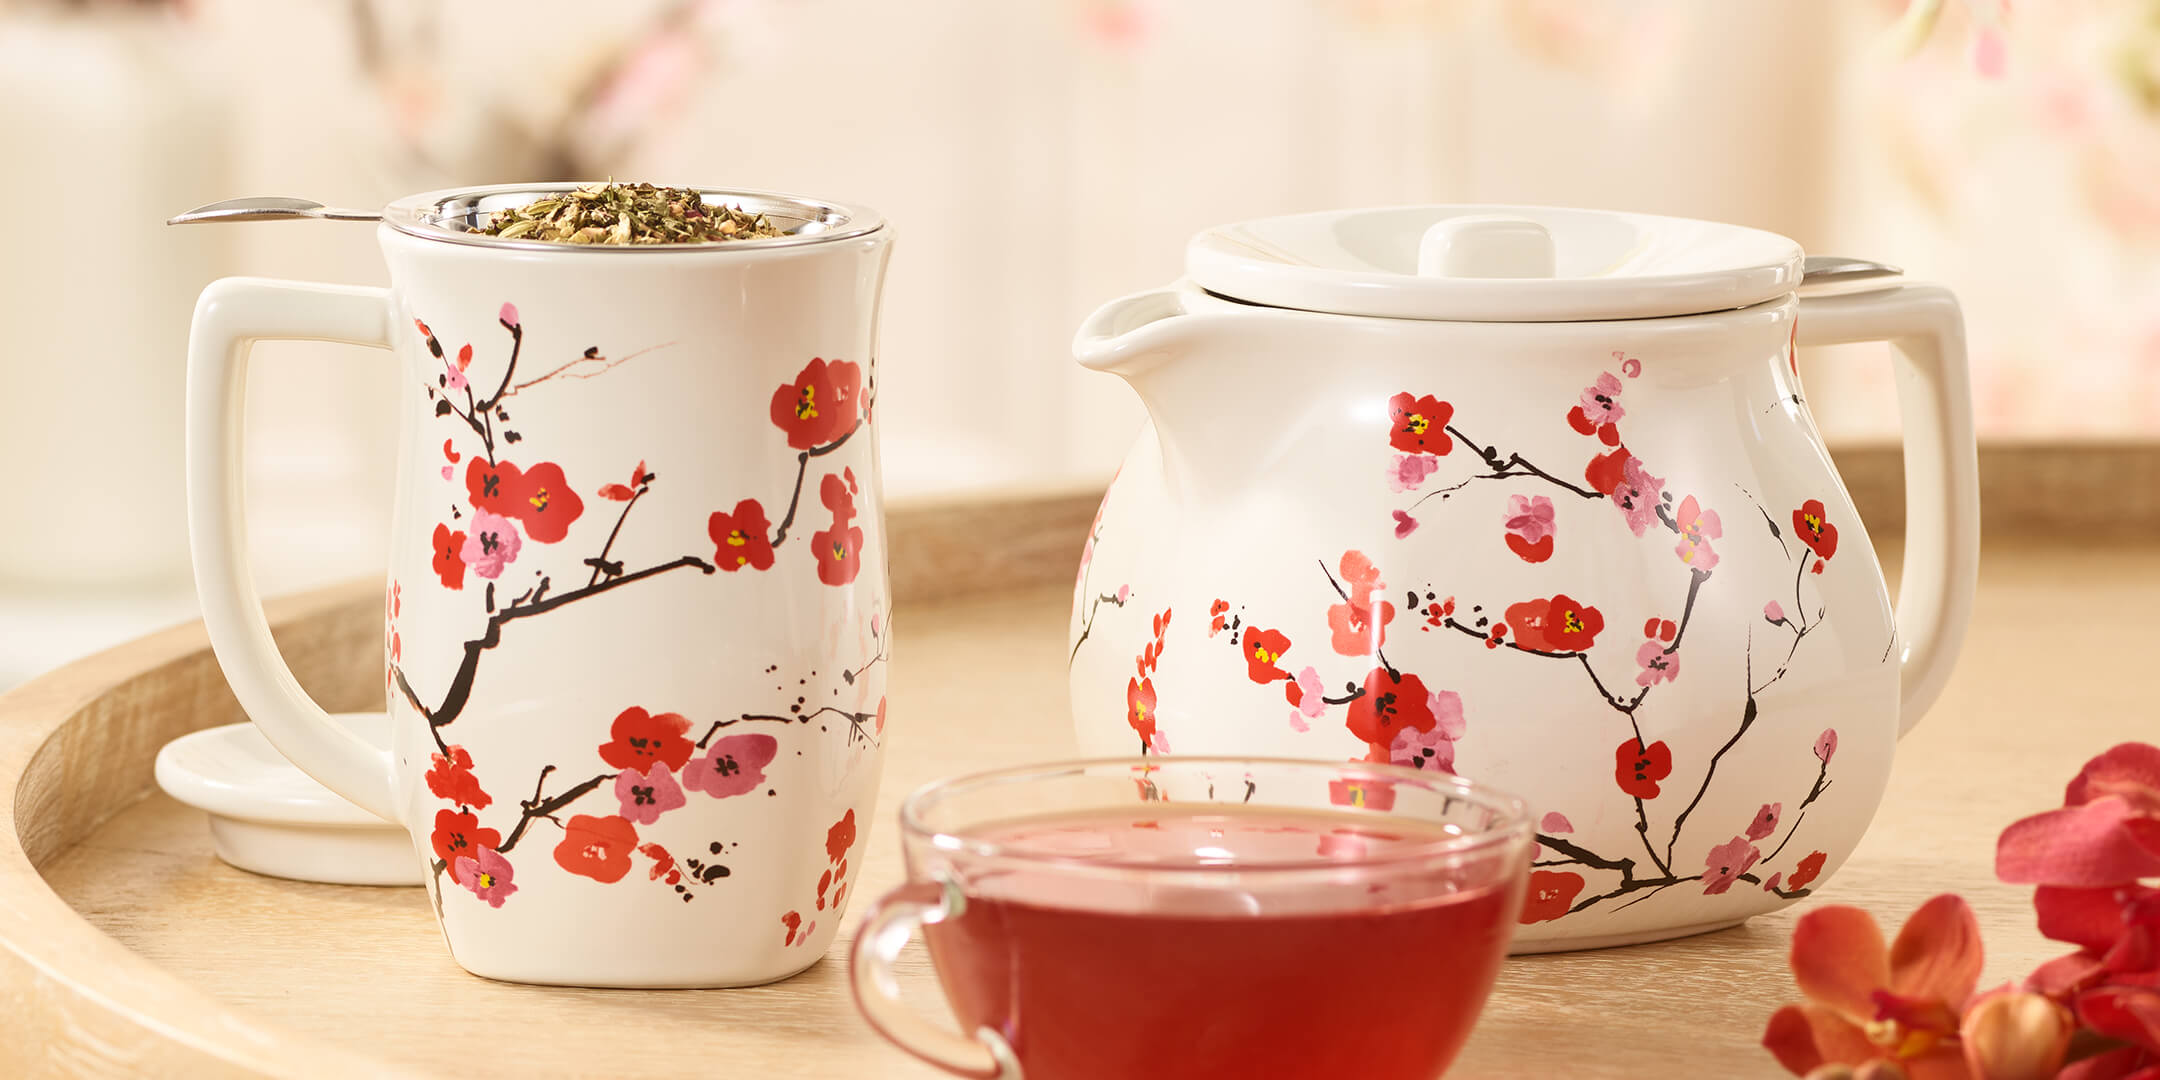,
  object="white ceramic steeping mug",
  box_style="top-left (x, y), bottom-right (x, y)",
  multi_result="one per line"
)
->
top-left (186, 185), bottom-right (893, 987)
